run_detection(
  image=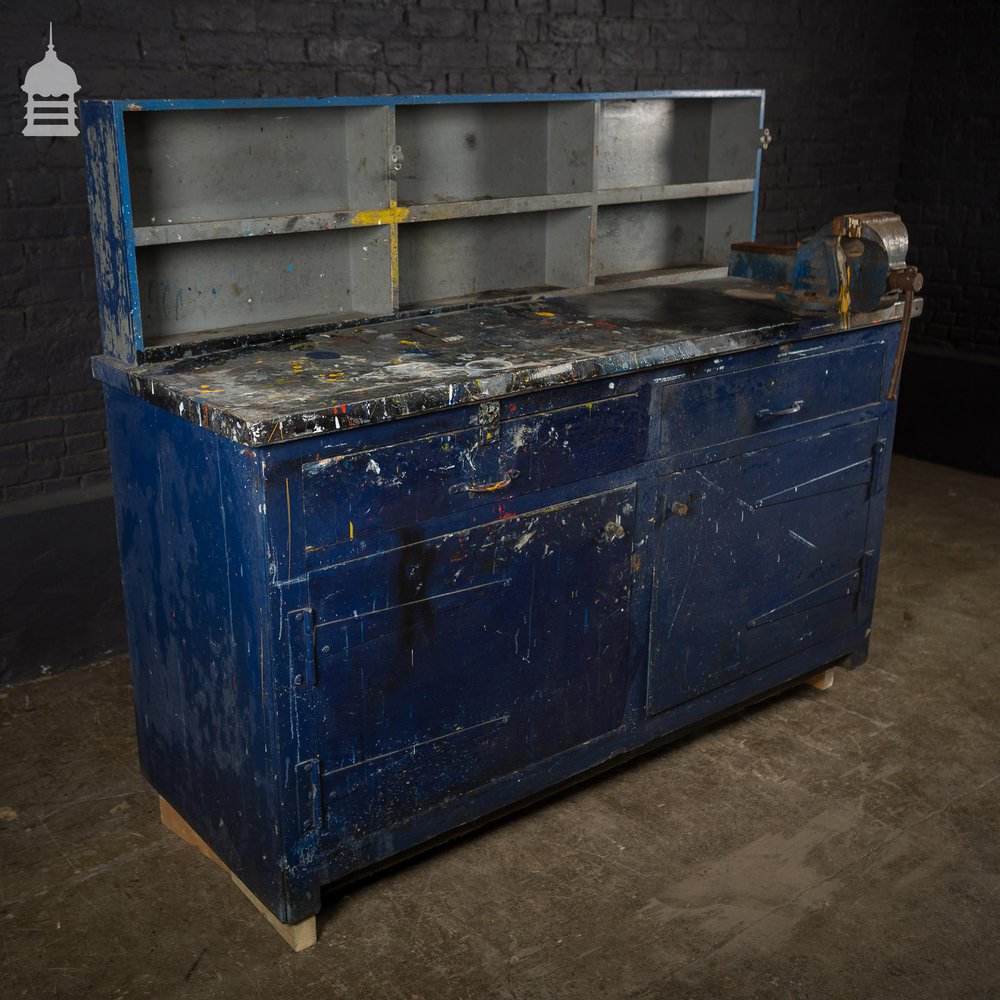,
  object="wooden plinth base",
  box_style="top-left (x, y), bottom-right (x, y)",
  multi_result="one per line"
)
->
top-left (158, 796), bottom-right (317, 952)
top-left (805, 668), bottom-right (835, 691)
